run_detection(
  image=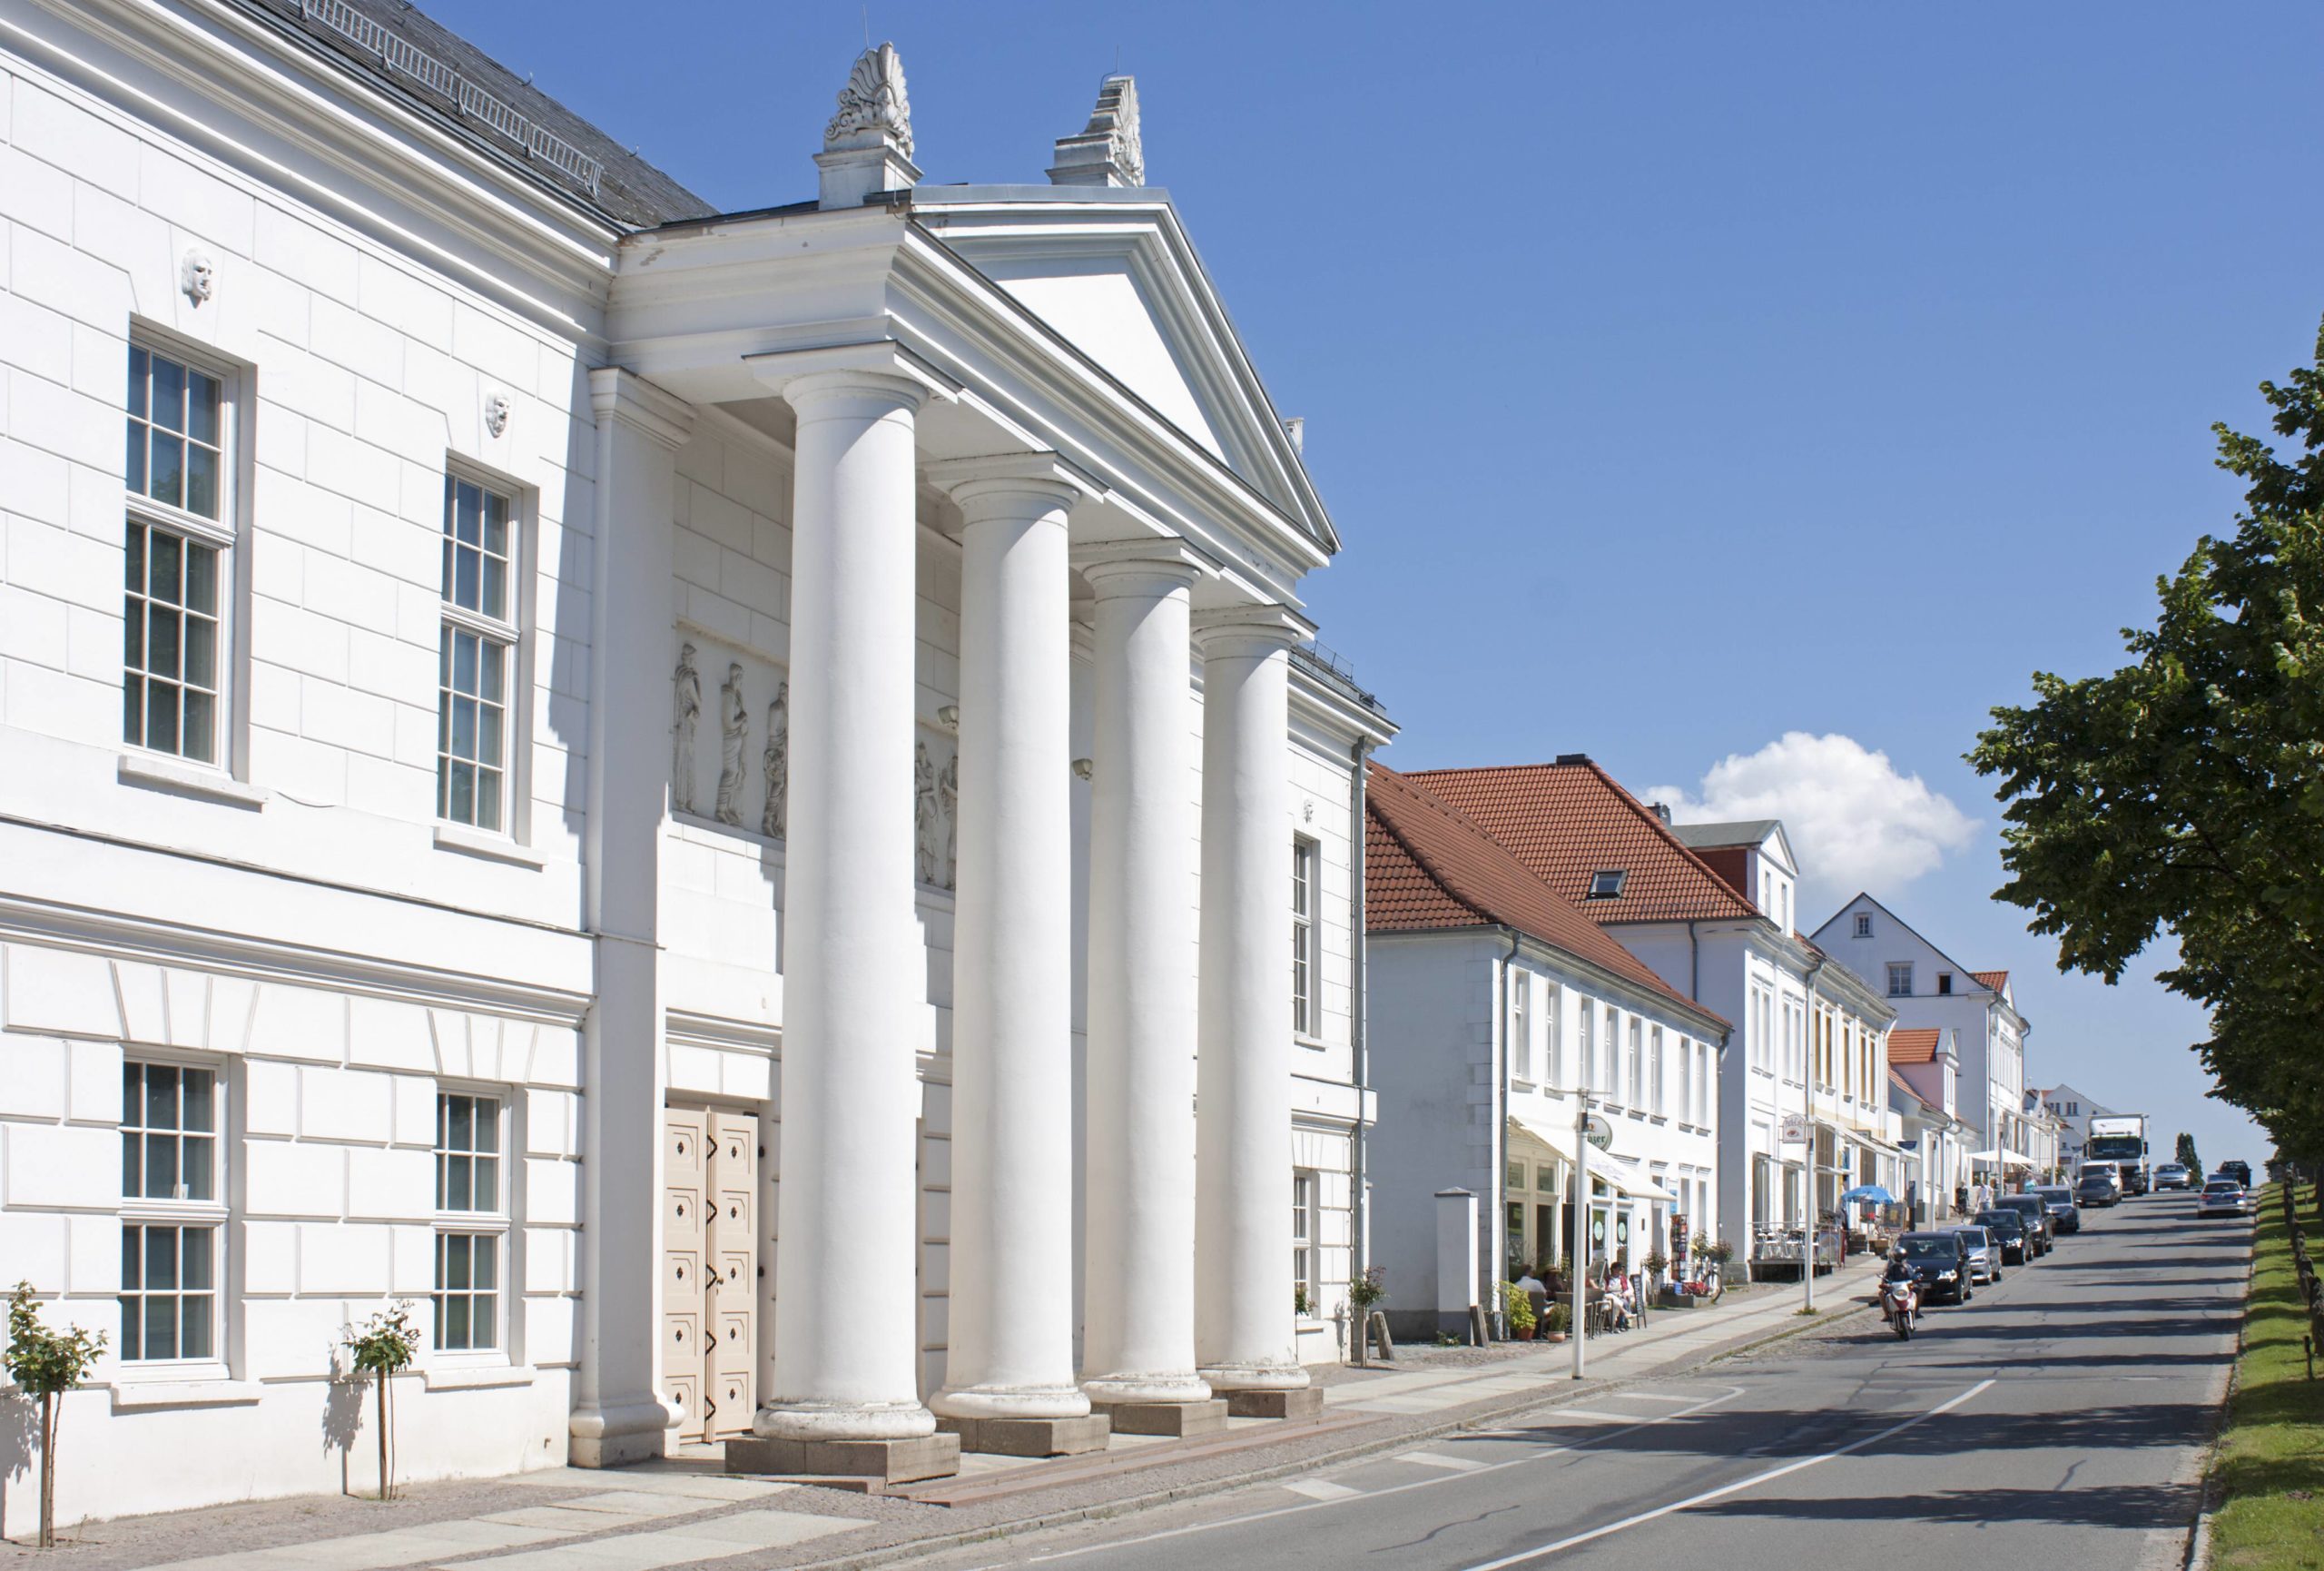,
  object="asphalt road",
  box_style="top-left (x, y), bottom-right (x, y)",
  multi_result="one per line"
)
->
top-left (918, 1189), bottom-right (2250, 1571)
